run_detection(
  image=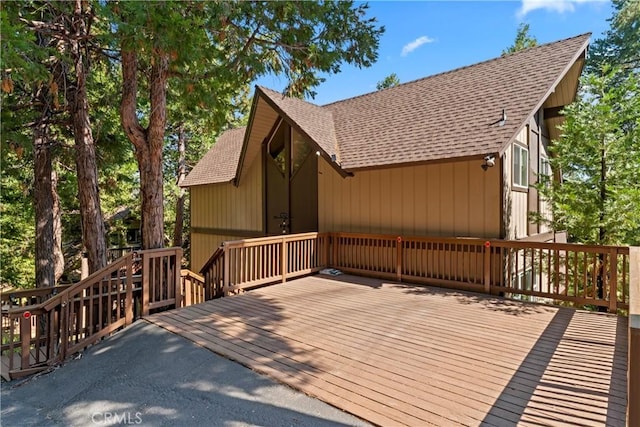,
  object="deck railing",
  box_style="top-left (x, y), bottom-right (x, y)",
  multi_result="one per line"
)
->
top-left (200, 246), bottom-right (225, 299)
top-left (202, 232), bottom-right (329, 296)
top-left (331, 232), bottom-right (629, 312)
top-left (0, 247), bottom-right (194, 380)
top-left (198, 232), bottom-right (630, 313)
